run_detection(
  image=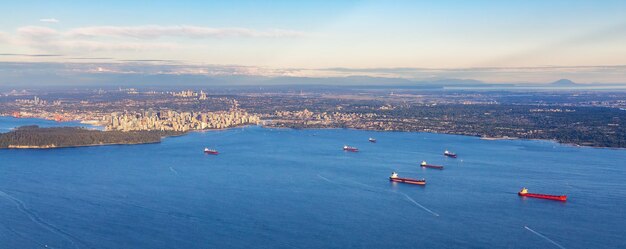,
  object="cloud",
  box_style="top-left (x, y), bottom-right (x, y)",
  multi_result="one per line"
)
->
top-left (0, 32), bottom-right (8, 43)
top-left (17, 26), bottom-right (59, 40)
top-left (2, 25), bottom-right (307, 54)
top-left (39, 18), bottom-right (60, 23)
top-left (1, 61), bottom-right (625, 84)
top-left (9, 26), bottom-right (179, 52)
top-left (13, 25), bottom-right (307, 41)
top-left (66, 25), bottom-right (307, 39)
top-left (118, 59), bottom-right (180, 62)
top-left (0, 53), bottom-right (62, 57)
top-left (33, 40), bottom-right (177, 52)
top-left (312, 65), bottom-right (626, 83)
top-left (67, 57), bottom-right (114, 60)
